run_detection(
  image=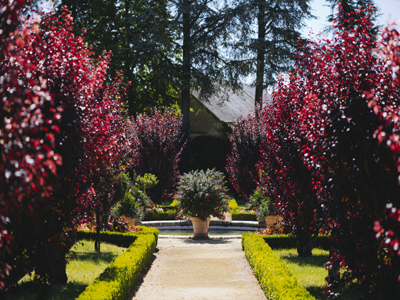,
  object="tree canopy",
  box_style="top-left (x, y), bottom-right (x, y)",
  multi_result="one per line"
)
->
top-left (56, 0), bottom-right (181, 114)
top-left (228, 0), bottom-right (314, 105)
